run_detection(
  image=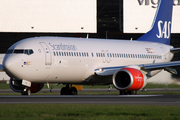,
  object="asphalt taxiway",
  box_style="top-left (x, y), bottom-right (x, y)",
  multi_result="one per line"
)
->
top-left (1, 88), bottom-right (180, 105)
top-left (0, 95), bottom-right (180, 105)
